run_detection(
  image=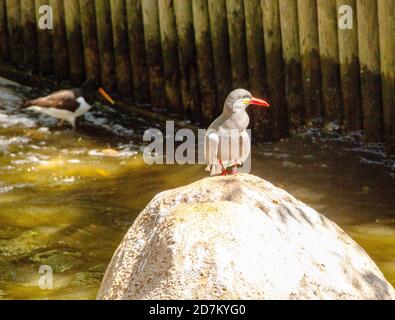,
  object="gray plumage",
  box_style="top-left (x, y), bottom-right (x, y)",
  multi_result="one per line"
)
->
top-left (205, 89), bottom-right (252, 175)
